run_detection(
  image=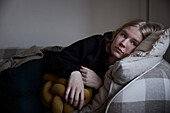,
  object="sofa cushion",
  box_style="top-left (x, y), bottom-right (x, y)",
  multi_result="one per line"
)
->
top-left (106, 60), bottom-right (170, 113)
top-left (131, 28), bottom-right (170, 57)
